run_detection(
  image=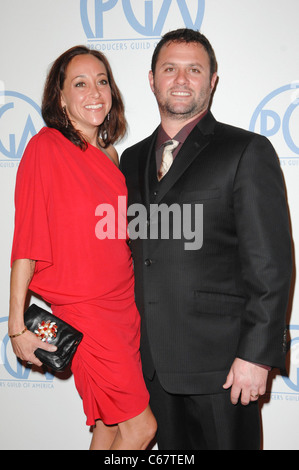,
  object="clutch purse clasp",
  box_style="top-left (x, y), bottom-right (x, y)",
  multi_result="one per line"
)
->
top-left (35, 320), bottom-right (58, 343)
